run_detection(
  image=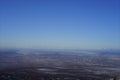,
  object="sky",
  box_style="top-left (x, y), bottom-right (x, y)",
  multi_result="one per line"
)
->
top-left (0, 0), bottom-right (120, 49)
